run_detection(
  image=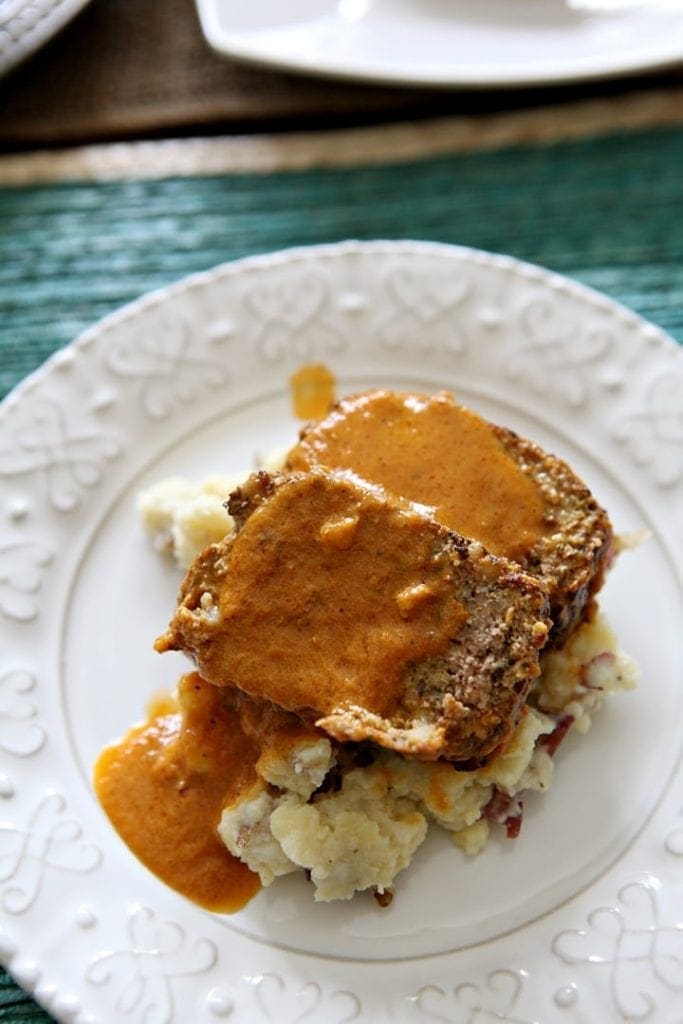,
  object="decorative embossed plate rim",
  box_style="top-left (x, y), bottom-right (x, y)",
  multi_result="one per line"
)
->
top-left (195, 0), bottom-right (683, 88)
top-left (0, 241), bottom-right (682, 1023)
top-left (0, 0), bottom-right (92, 79)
